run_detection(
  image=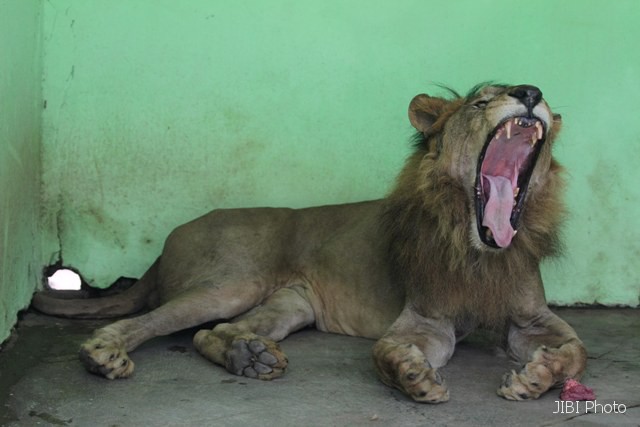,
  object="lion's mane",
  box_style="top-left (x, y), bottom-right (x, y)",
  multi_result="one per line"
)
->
top-left (384, 113), bottom-right (566, 328)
